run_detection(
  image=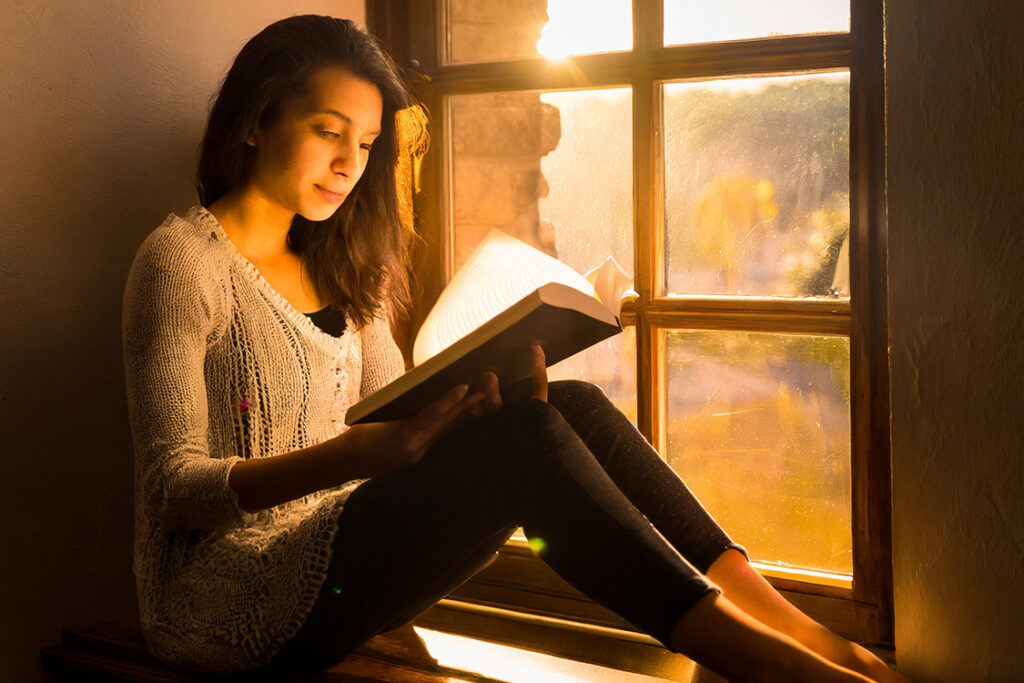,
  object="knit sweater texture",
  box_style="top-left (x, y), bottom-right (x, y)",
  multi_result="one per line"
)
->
top-left (122, 206), bottom-right (405, 671)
